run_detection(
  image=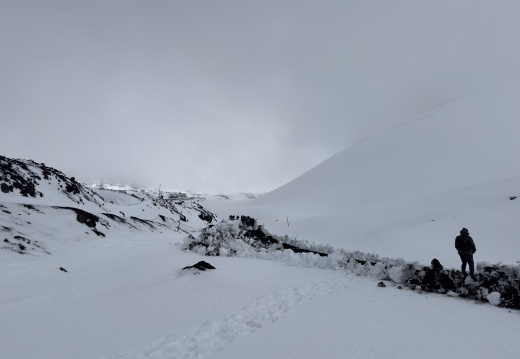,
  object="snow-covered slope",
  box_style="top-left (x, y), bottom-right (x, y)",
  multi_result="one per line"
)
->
top-left (2, 93), bottom-right (520, 359)
top-left (204, 95), bottom-right (520, 267)
top-left (1, 146), bottom-right (519, 358)
top-left (0, 156), bottom-right (217, 256)
top-left (259, 97), bottom-right (519, 208)
top-left (3, 229), bottom-right (518, 359)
